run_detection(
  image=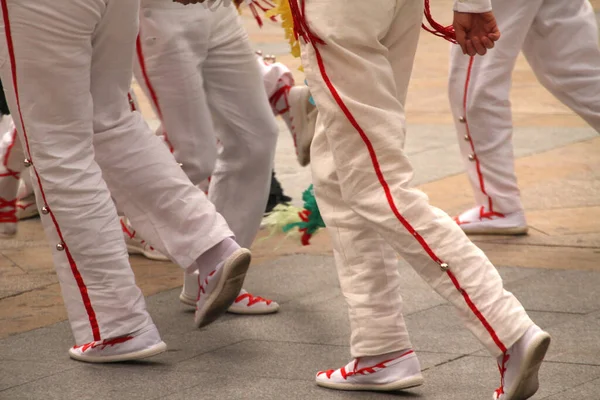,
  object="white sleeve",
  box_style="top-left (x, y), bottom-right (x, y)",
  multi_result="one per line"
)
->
top-left (453, 0), bottom-right (492, 13)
